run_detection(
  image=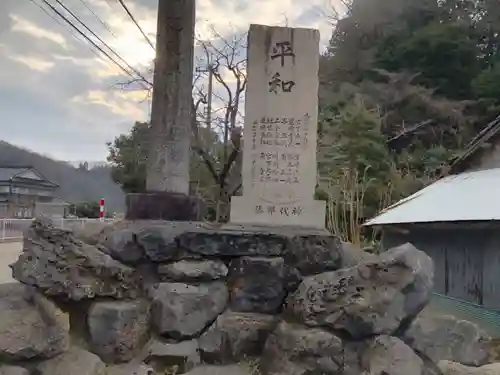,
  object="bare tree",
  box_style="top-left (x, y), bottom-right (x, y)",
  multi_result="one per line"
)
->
top-left (114, 26), bottom-right (247, 222)
top-left (190, 27), bottom-right (247, 222)
top-left (319, 0), bottom-right (353, 25)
